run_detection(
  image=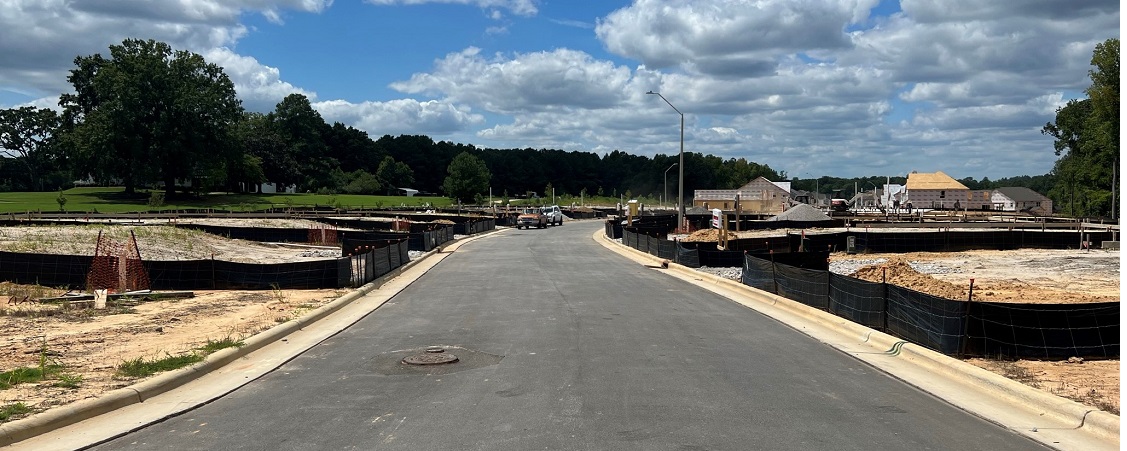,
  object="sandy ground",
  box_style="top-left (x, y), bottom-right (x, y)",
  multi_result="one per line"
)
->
top-left (828, 249), bottom-right (1119, 414)
top-left (0, 223), bottom-right (1119, 428)
top-left (0, 288), bottom-right (344, 419)
top-left (831, 249), bottom-right (1119, 304)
